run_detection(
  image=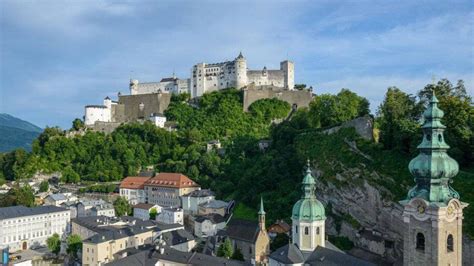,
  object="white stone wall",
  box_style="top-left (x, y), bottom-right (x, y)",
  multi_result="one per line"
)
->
top-left (92, 208), bottom-right (115, 217)
top-left (0, 210), bottom-right (70, 252)
top-left (291, 218), bottom-right (325, 252)
top-left (85, 106), bottom-right (111, 126)
top-left (156, 208), bottom-right (183, 225)
top-left (149, 115), bottom-right (167, 128)
top-left (181, 195), bottom-right (215, 215)
top-left (119, 188), bottom-right (146, 205)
